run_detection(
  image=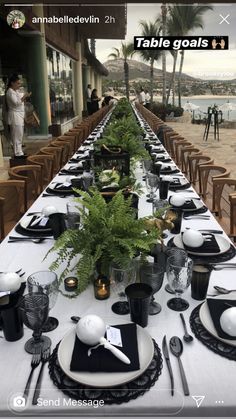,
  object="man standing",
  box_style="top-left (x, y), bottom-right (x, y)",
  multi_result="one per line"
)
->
top-left (6, 74), bottom-right (31, 158)
top-left (145, 90), bottom-right (151, 109)
top-left (86, 84), bottom-right (92, 115)
top-left (139, 87), bottom-right (146, 106)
